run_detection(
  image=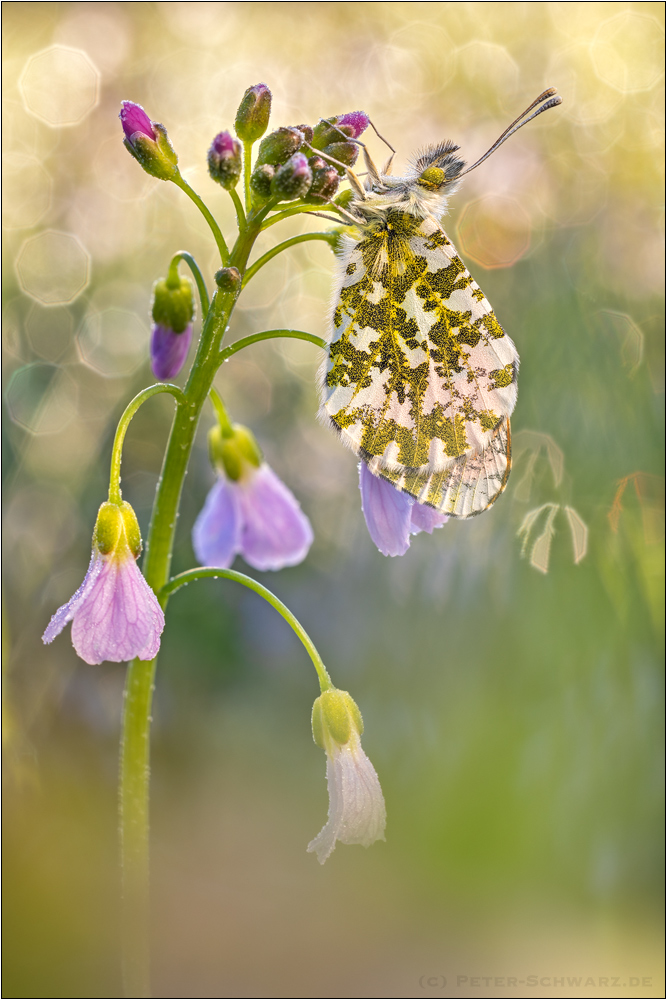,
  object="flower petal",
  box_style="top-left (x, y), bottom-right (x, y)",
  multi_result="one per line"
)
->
top-left (119, 101), bottom-right (155, 142)
top-left (150, 323), bottom-right (192, 381)
top-left (44, 548), bottom-right (164, 665)
top-left (69, 553), bottom-right (164, 664)
top-left (307, 735), bottom-right (386, 864)
top-left (237, 464), bottom-right (313, 572)
top-left (410, 502), bottom-right (448, 535)
top-left (359, 462), bottom-right (413, 557)
top-left (42, 551), bottom-right (104, 645)
top-left (192, 478), bottom-right (242, 568)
